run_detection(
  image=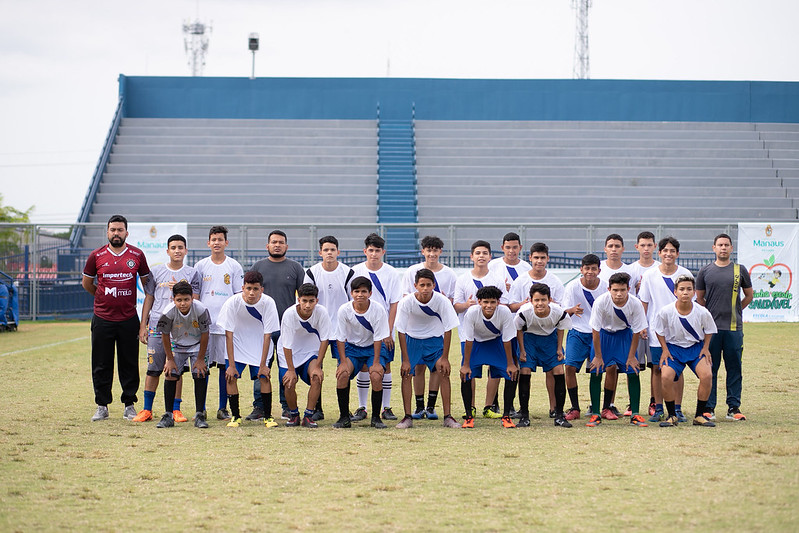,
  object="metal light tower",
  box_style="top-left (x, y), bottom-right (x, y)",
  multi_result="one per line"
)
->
top-left (572, 0), bottom-right (591, 79)
top-left (183, 19), bottom-right (211, 76)
top-left (248, 33), bottom-right (259, 79)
